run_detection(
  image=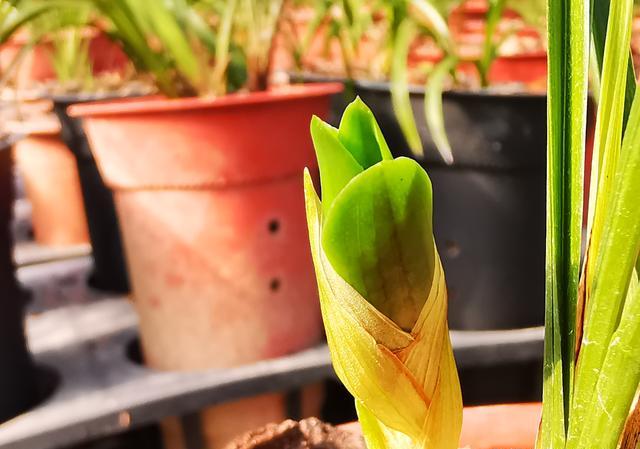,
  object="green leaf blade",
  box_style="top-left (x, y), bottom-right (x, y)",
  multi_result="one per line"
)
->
top-left (310, 115), bottom-right (363, 216)
top-left (572, 87), bottom-right (640, 449)
top-left (321, 157), bottom-right (436, 331)
top-left (540, 0), bottom-right (588, 445)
